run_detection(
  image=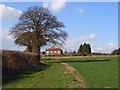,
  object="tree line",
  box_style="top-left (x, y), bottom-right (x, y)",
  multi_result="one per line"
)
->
top-left (111, 48), bottom-right (120, 55)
